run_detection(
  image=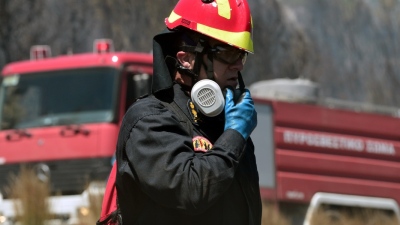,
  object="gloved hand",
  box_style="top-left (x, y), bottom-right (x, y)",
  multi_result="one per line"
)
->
top-left (224, 88), bottom-right (257, 140)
